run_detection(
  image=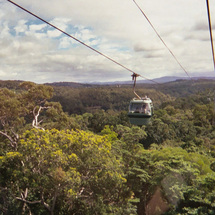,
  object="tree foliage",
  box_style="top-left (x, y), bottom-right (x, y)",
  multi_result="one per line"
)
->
top-left (1, 80), bottom-right (215, 215)
top-left (0, 82), bottom-right (67, 148)
top-left (0, 129), bottom-right (135, 214)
